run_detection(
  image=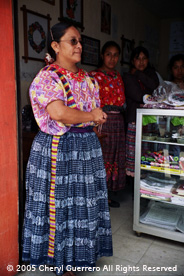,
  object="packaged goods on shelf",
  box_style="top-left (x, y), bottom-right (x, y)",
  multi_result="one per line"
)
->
top-left (140, 201), bottom-right (184, 232)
